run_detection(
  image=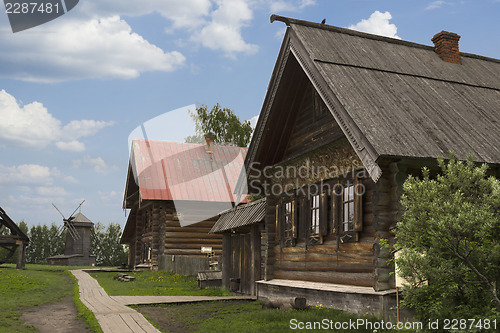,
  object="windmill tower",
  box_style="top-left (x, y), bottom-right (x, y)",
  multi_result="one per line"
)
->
top-left (47, 201), bottom-right (96, 266)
